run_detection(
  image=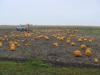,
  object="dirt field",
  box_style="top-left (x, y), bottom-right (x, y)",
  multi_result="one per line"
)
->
top-left (0, 25), bottom-right (100, 68)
